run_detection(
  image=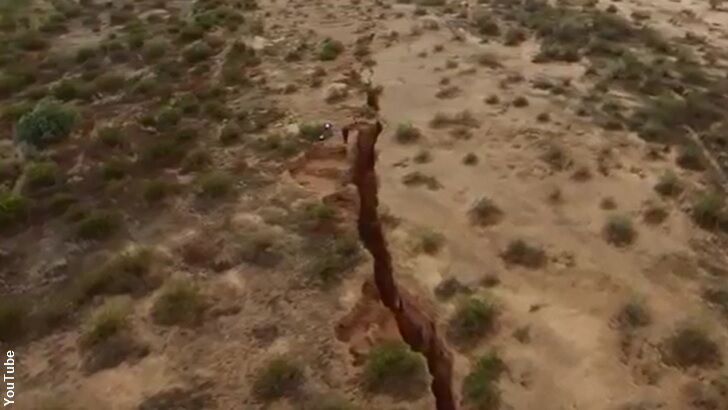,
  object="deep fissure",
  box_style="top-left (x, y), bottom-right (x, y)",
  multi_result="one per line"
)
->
top-left (348, 121), bottom-right (458, 410)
